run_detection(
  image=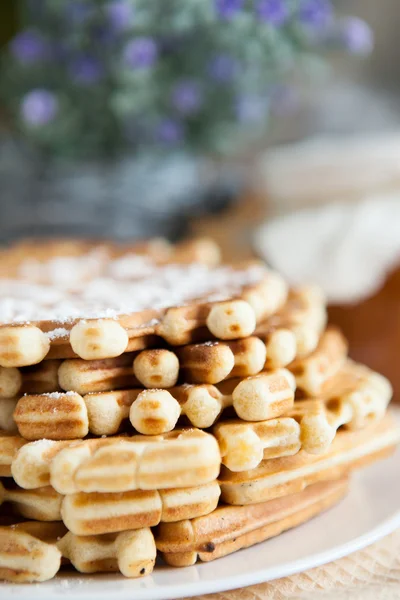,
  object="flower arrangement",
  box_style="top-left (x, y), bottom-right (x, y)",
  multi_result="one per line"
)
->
top-left (1, 0), bottom-right (373, 160)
